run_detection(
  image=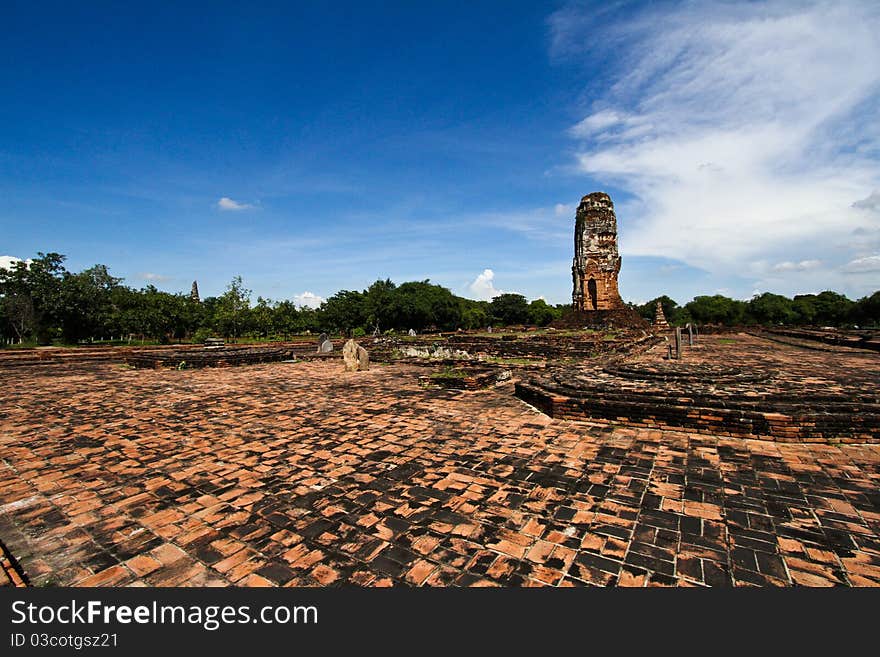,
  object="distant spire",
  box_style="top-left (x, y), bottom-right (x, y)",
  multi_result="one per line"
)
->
top-left (190, 280), bottom-right (200, 303)
top-left (653, 300), bottom-right (669, 329)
